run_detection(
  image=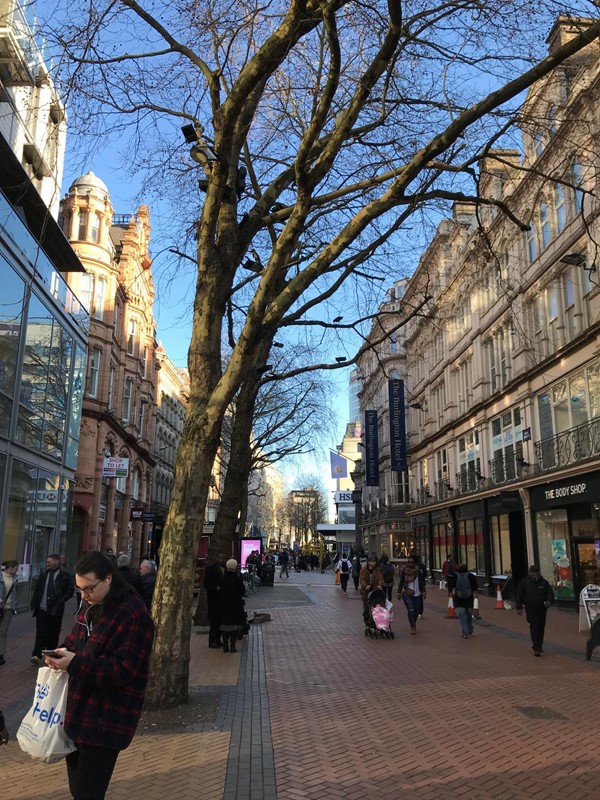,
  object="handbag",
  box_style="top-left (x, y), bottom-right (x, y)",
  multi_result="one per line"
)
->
top-left (404, 587), bottom-right (415, 596)
top-left (17, 667), bottom-right (76, 763)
